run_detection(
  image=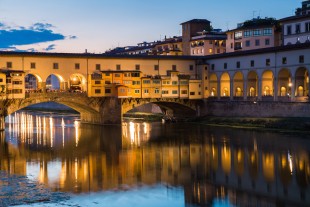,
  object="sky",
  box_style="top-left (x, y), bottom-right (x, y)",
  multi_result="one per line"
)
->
top-left (0, 0), bottom-right (303, 53)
